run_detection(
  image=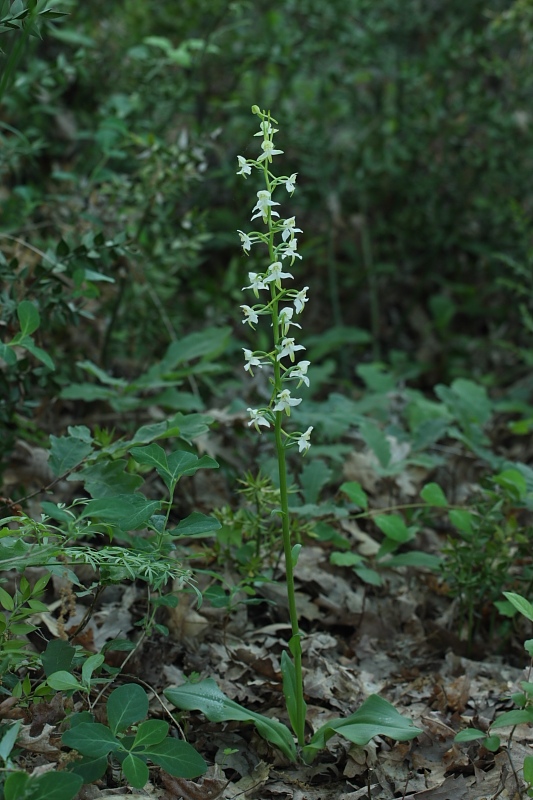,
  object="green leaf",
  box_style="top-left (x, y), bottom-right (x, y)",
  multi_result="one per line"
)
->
top-left (0, 343), bottom-right (17, 365)
top-left (300, 459), bottom-right (332, 505)
top-left (291, 544), bottom-right (302, 567)
top-left (523, 755), bottom-right (533, 784)
top-left (339, 481), bottom-right (368, 509)
top-left (172, 413), bottom-right (213, 443)
top-left (485, 735), bottom-right (501, 752)
top-left (374, 514), bottom-right (412, 543)
top-left (503, 592), bottom-right (533, 623)
top-left (20, 338), bottom-right (55, 370)
top-left (62, 722), bottom-right (121, 757)
top-left (302, 694), bottom-right (422, 763)
top-left (359, 420), bottom-right (391, 468)
top-left (492, 468), bottom-right (528, 501)
top-left (0, 586), bottom-right (14, 610)
top-left (42, 640), bottom-right (76, 678)
top-left (448, 509), bottom-right (474, 535)
top-left (122, 752), bottom-right (149, 788)
top-left (48, 434), bottom-right (93, 475)
top-left (24, 771), bottom-right (83, 800)
top-left (330, 551), bottom-right (364, 568)
top-left (132, 719), bottom-right (169, 749)
top-left (79, 459), bottom-right (143, 498)
top-left (0, 721), bottom-right (22, 762)
top-left (61, 383), bottom-right (117, 402)
top-left (17, 300), bottom-right (40, 336)
top-left (420, 482), bottom-right (448, 507)
top-left (131, 447), bottom-right (217, 490)
top-left (81, 654), bottom-right (105, 687)
top-left (107, 684), bottom-right (148, 735)
top-left (171, 512), bottom-right (221, 537)
top-left (164, 679), bottom-right (296, 761)
top-left (76, 361), bottom-right (127, 387)
top-left (379, 552), bottom-right (441, 569)
top-left (67, 754), bottom-right (109, 784)
top-left (47, 671), bottom-right (85, 692)
top-left (166, 451), bottom-right (217, 482)
top-left (454, 728), bottom-right (487, 742)
top-left (4, 771), bottom-right (29, 800)
top-left (130, 443), bottom-right (169, 473)
top-left (491, 708), bottom-right (533, 729)
top-left (80, 495), bottom-right (161, 530)
top-left (145, 737), bottom-right (207, 779)
top-left (281, 650), bottom-right (305, 738)
top-left (157, 326), bottom-right (231, 371)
